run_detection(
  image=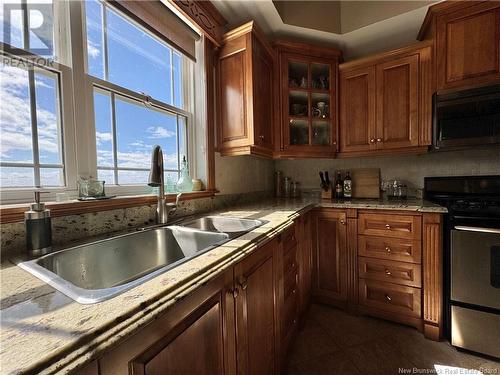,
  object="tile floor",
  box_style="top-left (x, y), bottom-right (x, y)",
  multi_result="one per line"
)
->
top-left (286, 304), bottom-right (500, 375)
